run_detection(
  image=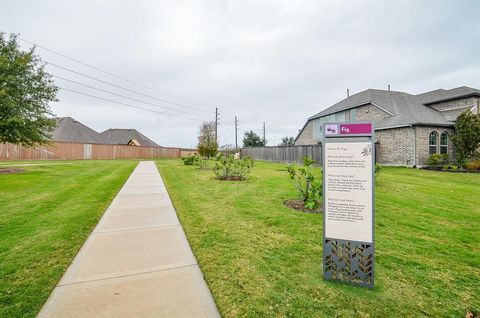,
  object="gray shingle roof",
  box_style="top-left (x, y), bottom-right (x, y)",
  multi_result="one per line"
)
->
top-left (308, 86), bottom-right (479, 130)
top-left (52, 117), bottom-right (106, 144)
top-left (415, 86), bottom-right (480, 104)
top-left (100, 129), bottom-right (159, 147)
